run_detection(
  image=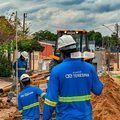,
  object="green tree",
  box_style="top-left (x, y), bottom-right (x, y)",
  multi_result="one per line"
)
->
top-left (88, 31), bottom-right (95, 41)
top-left (18, 38), bottom-right (44, 52)
top-left (0, 42), bottom-right (13, 77)
top-left (88, 31), bottom-right (103, 46)
top-left (111, 33), bottom-right (118, 46)
top-left (18, 38), bottom-right (44, 69)
top-left (33, 30), bottom-right (58, 41)
top-left (103, 34), bottom-right (118, 49)
top-left (102, 36), bottom-right (111, 49)
top-left (0, 14), bottom-right (31, 75)
top-left (0, 54), bottom-right (12, 77)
